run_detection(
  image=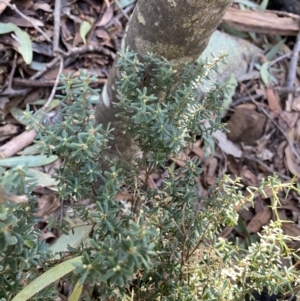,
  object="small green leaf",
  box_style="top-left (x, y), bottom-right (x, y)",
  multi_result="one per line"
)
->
top-left (266, 38), bottom-right (286, 61)
top-left (0, 155), bottom-right (58, 167)
top-left (11, 256), bottom-right (82, 301)
top-left (80, 20), bottom-right (92, 44)
top-left (260, 61), bottom-right (271, 87)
